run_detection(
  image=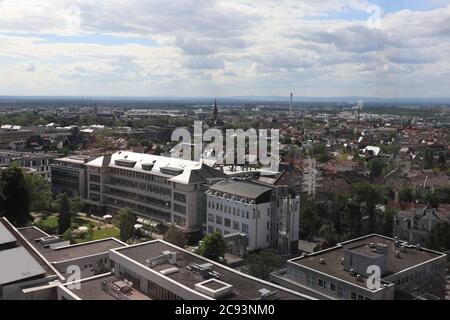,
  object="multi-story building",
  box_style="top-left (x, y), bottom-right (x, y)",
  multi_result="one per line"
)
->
top-left (1, 217), bottom-right (314, 301)
top-left (0, 150), bottom-right (55, 181)
top-left (53, 151), bottom-right (226, 235)
top-left (205, 179), bottom-right (300, 254)
top-left (394, 206), bottom-right (450, 245)
top-left (270, 234), bottom-right (447, 300)
top-left (50, 156), bottom-right (93, 197)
